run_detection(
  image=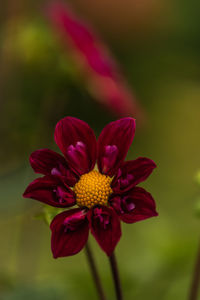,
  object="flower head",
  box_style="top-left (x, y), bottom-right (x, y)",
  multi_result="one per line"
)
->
top-left (47, 2), bottom-right (143, 120)
top-left (23, 117), bottom-right (158, 257)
